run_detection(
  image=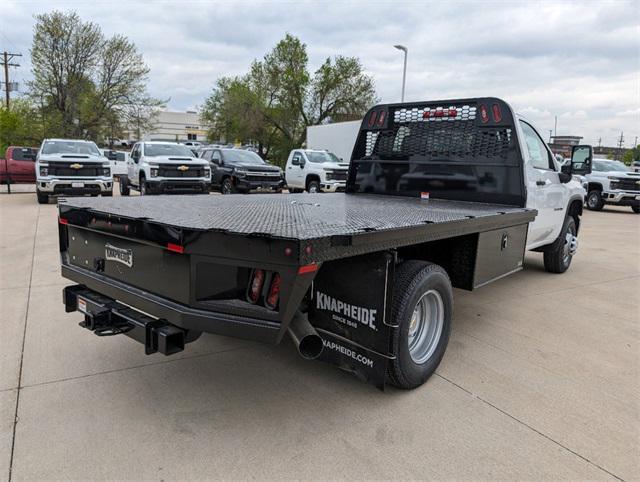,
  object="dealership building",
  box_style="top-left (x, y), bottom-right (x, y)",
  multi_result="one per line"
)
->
top-left (127, 110), bottom-right (210, 143)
